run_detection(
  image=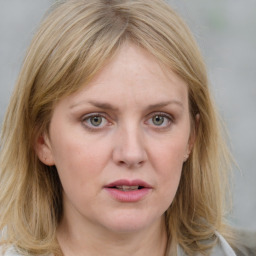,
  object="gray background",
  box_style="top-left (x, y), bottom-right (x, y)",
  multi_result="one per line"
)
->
top-left (0, 1), bottom-right (255, 231)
